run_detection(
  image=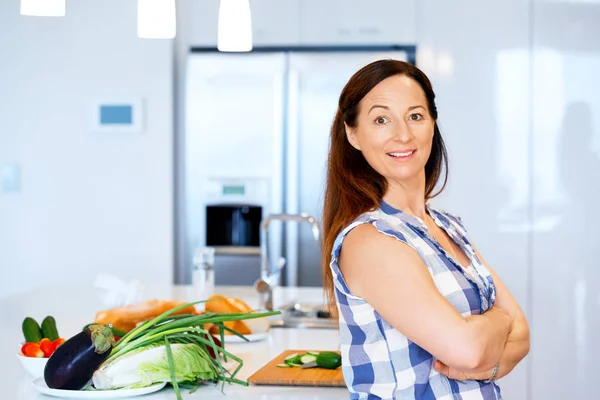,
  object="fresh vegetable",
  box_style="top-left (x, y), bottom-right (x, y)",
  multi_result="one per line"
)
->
top-left (21, 315), bottom-right (62, 357)
top-left (300, 354), bottom-right (317, 364)
top-left (90, 300), bottom-right (279, 399)
top-left (44, 324), bottom-right (115, 390)
top-left (92, 342), bottom-right (219, 390)
top-left (83, 323), bottom-right (128, 339)
top-left (316, 351), bottom-right (342, 369)
top-left (21, 342), bottom-right (35, 355)
top-left (39, 338), bottom-right (55, 358)
top-left (22, 317), bottom-right (43, 343)
top-left (22, 342), bottom-right (44, 358)
top-left (81, 325), bottom-right (219, 359)
top-left (20, 338), bottom-right (65, 358)
top-left (53, 338), bottom-right (66, 349)
top-left (284, 353), bottom-right (301, 365)
top-left (40, 300), bottom-right (279, 398)
top-left (281, 351), bottom-right (342, 370)
top-left (202, 333), bottom-right (221, 360)
top-left (42, 316), bottom-right (60, 341)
